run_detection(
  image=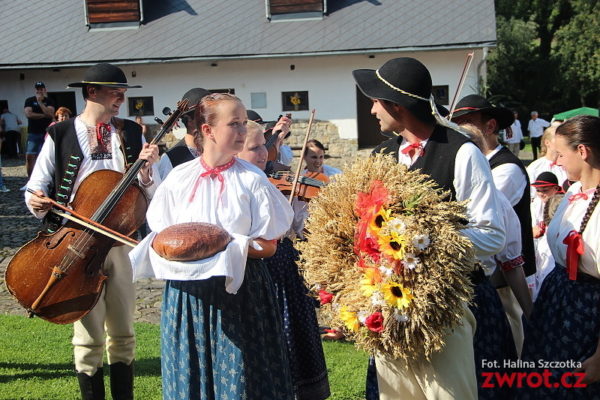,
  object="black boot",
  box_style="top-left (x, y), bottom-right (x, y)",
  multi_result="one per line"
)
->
top-left (77, 368), bottom-right (105, 400)
top-left (109, 362), bottom-right (134, 400)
